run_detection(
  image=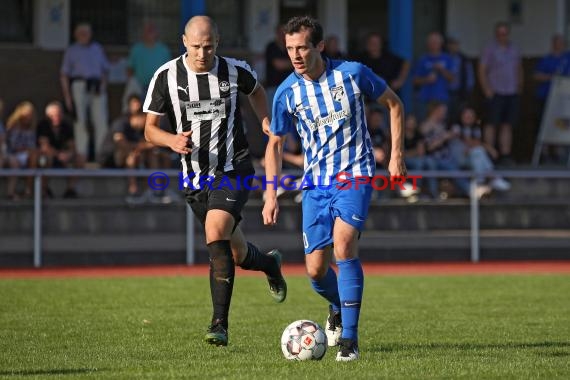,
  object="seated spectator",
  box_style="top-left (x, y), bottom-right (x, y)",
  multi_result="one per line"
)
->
top-left (366, 106), bottom-right (390, 168)
top-left (449, 106), bottom-right (510, 193)
top-left (111, 110), bottom-right (170, 203)
top-left (402, 115), bottom-right (432, 197)
top-left (420, 102), bottom-right (470, 198)
top-left (6, 101), bottom-right (37, 200)
top-left (36, 101), bottom-right (85, 198)
top-left (100, 94), bottom-right (142, 167)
